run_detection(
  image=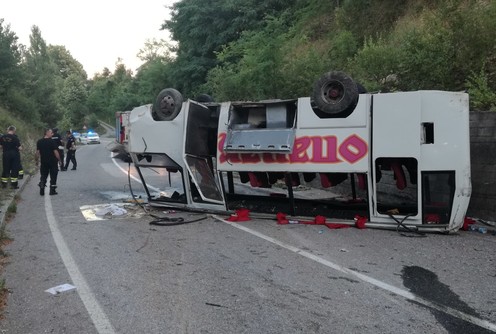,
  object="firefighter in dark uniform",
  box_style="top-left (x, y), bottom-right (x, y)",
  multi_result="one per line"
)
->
top-left (0, 125), bottom-right (21, 189)
top-left (52, 128), bottom-right (66, 171)
top-left (36, 128), bottom-right (61, 196)
top-left (17, 162), bottom-right (24, 179)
